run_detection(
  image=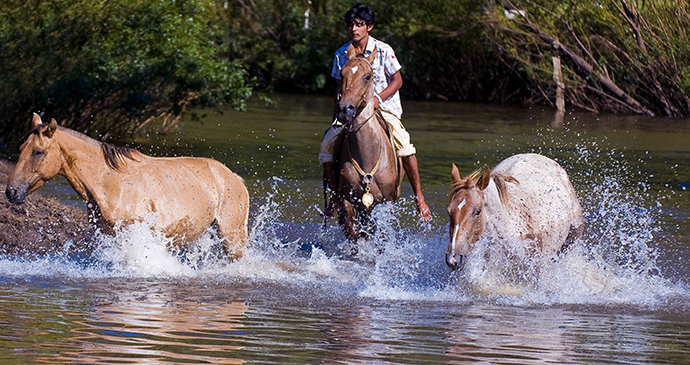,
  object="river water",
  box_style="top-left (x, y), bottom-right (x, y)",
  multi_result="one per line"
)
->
top-left (1, 94), bottom-right (689, 363)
